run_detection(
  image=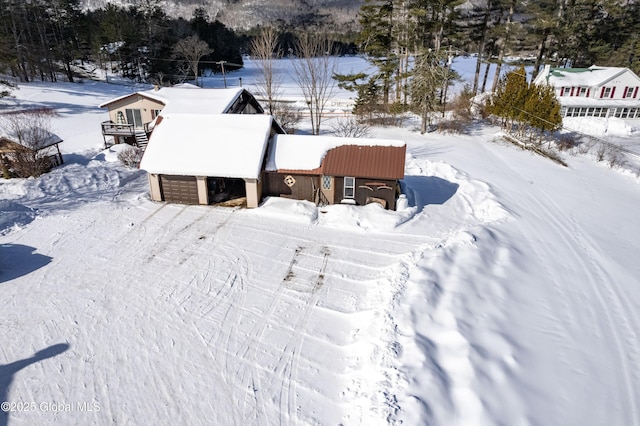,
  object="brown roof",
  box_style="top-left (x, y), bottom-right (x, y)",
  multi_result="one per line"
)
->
top-left (277, 144), bottom-right (406, 180)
